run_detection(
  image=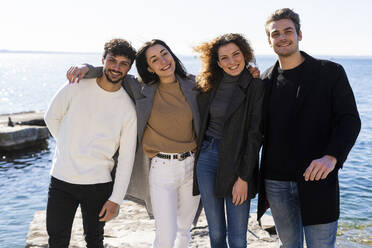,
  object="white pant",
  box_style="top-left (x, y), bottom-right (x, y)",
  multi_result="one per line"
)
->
top-left (149, 155), bottom-right (201, 248)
